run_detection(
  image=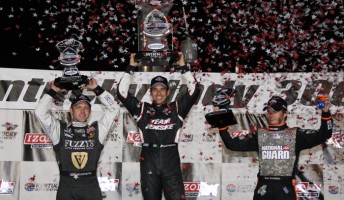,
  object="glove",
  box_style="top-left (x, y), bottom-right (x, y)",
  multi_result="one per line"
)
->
top-left (212, 88), bottom-right (235, 108)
